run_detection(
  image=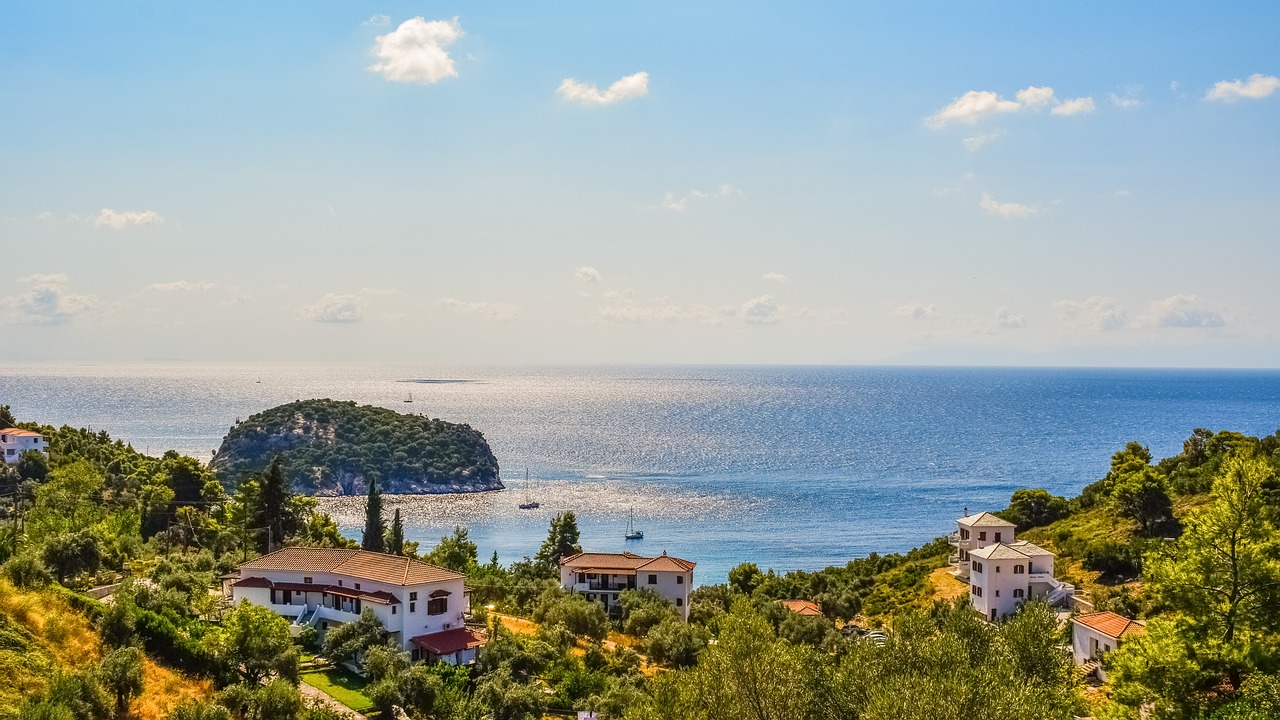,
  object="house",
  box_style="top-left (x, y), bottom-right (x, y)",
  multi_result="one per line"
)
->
top-left (949, 510), bottom-right (1076, 622)
top-left (776, 599), bottom-right (823, 617)
top-left (229, 547), bottom-right (483, 664)
top-left (560, 550), bottom-right (695, 620)
top-left (1072, 611), bottom-right (1145, 681)
top-left (1, 428), bottom-right (47, 464)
